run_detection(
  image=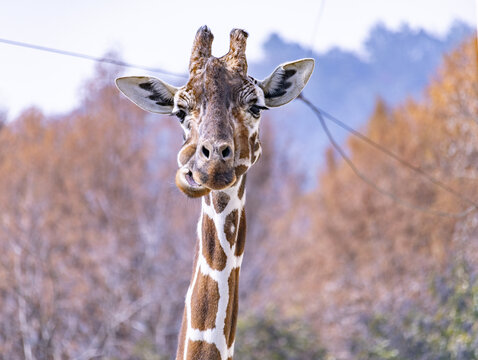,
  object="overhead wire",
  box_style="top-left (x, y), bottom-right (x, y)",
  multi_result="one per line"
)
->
top-left (298, 94), bottom-right (477, 218)
top-left (308, 0), bottom-right (326, 57)
top-left (300, 3), bottom-right (476, 218)
top-left (1, 34), bottom-right (476, 217)
top-left (314, 105), bottom-right (478, 210)
top-left (0, 37), bottom-right (188, 79)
